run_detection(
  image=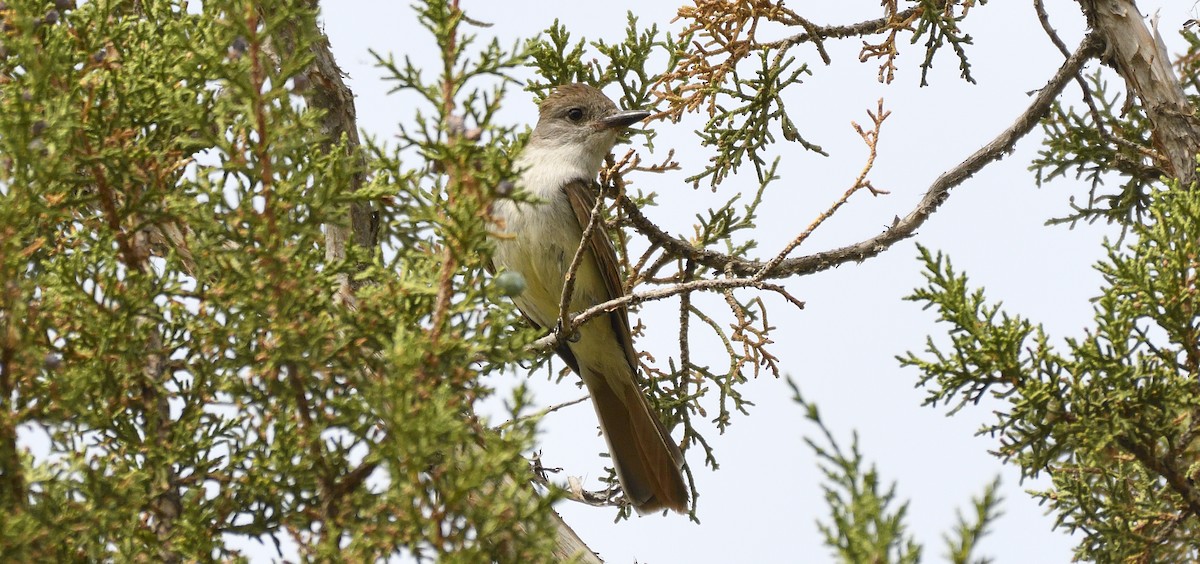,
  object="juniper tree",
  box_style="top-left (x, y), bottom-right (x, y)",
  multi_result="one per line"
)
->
top-left (0, 0), bottom-right (1196, 562)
